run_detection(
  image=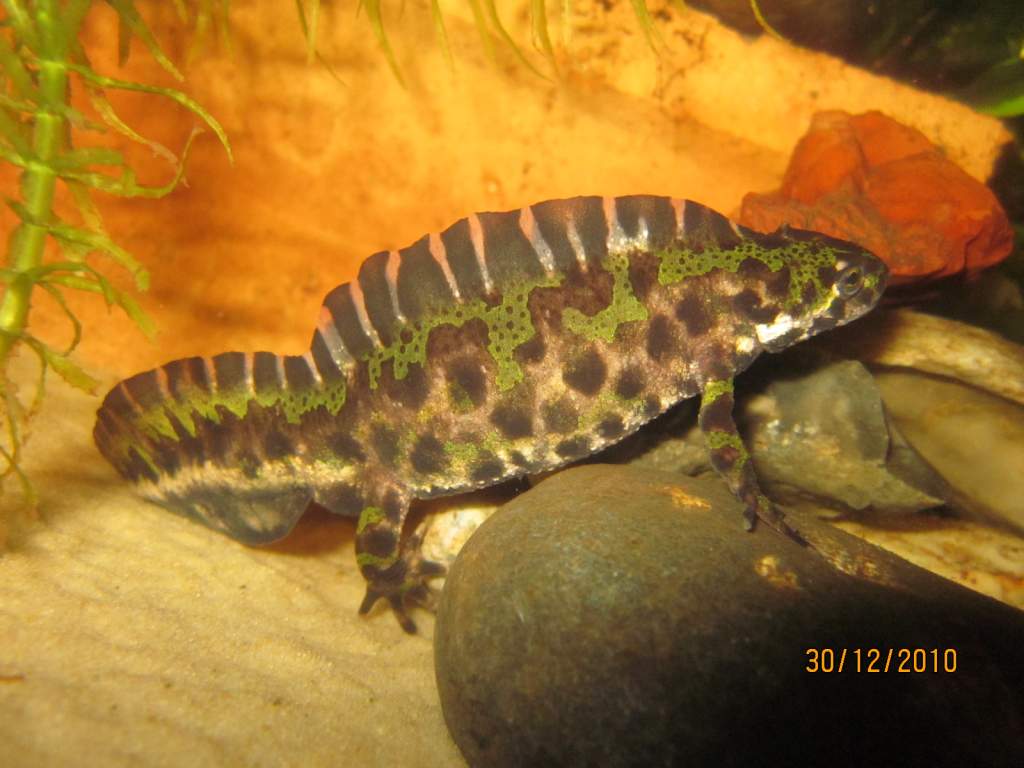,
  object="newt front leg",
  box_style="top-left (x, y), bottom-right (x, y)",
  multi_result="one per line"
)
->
top-left (698, 379), bottom-right (807, 546)
top-left (355, 479), bottom-right (446, 633)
